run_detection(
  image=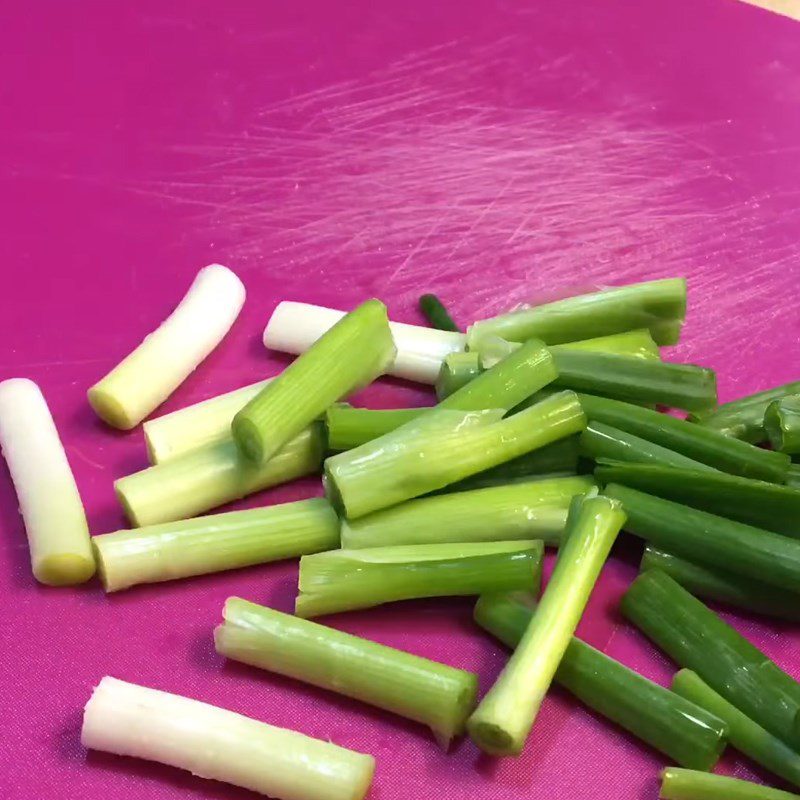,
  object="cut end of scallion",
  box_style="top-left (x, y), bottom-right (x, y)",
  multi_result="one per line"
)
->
top-left (35, 552), bottom-right (96, 586)
top-left (467, 719), bottom-right (519, 756)
top-left (230, 414), bottom-right (265, 464)
top-left (87, 385), bottom-right (135, 430)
